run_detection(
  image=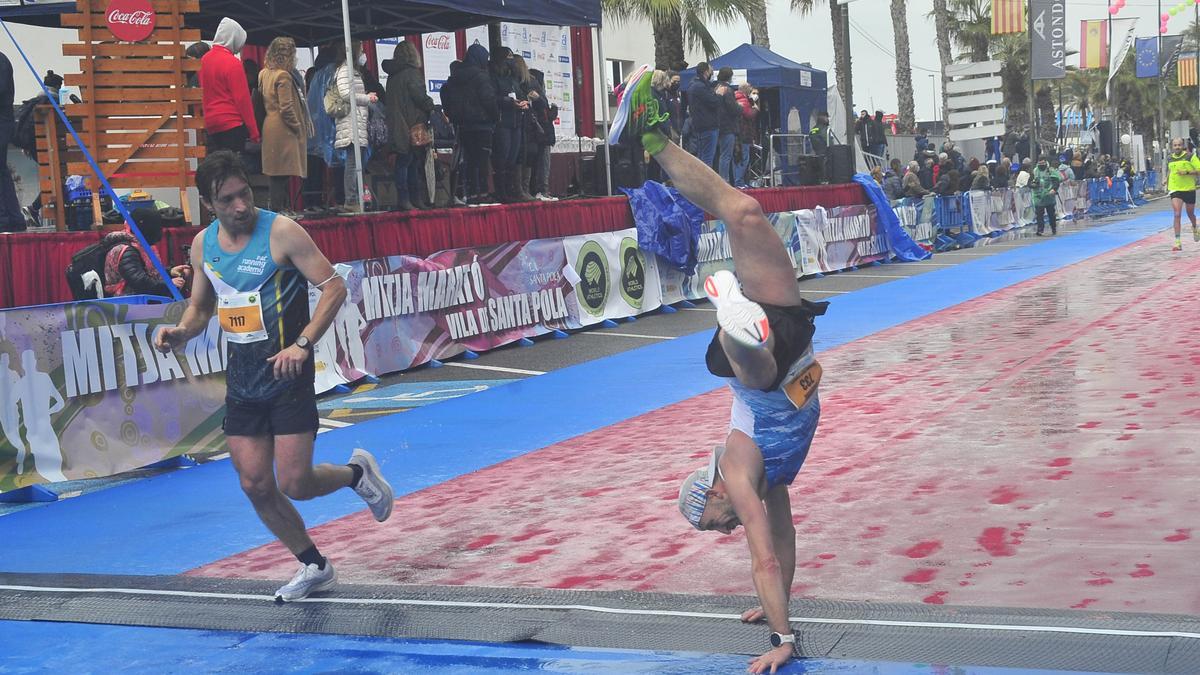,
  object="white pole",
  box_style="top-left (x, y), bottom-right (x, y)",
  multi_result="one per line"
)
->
top-left (341, 0), bottom-right (366, 211)
top-left (594, 24), bottom-right (613, 196)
